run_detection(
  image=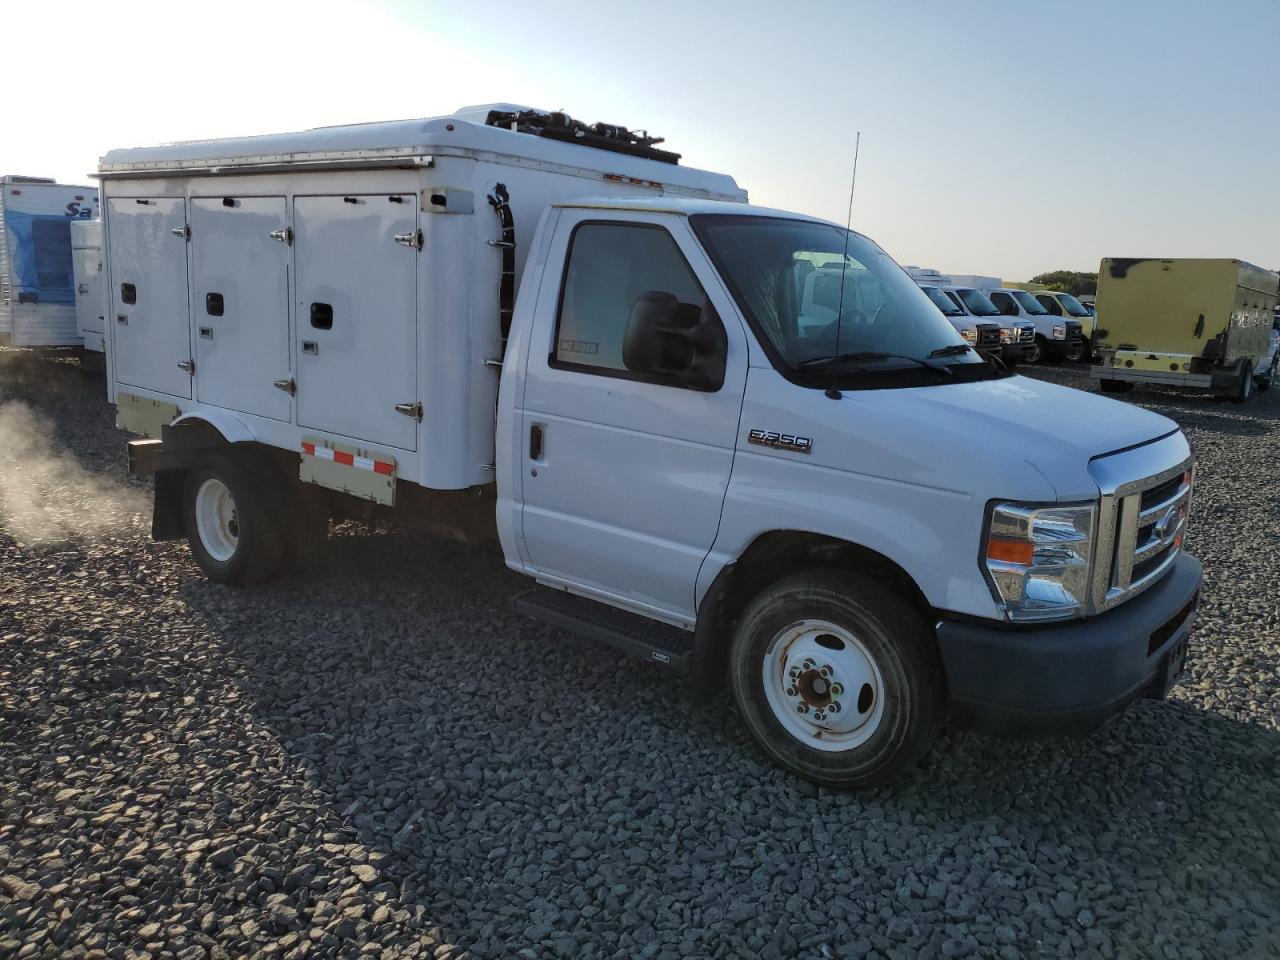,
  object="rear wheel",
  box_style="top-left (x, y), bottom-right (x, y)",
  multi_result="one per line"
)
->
top-left (728, 571), bottom-right (943, 789)
top-left (183, 453), bottom-right (286, 583)
top-left (1100, 378), bottom-right (1133, 394)
top-left (1230, 361), bottom-right (1254, 404)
